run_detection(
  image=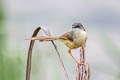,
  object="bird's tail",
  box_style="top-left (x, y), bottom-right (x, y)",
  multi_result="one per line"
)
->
top-left (25, 36), bottom-right (60, 41)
